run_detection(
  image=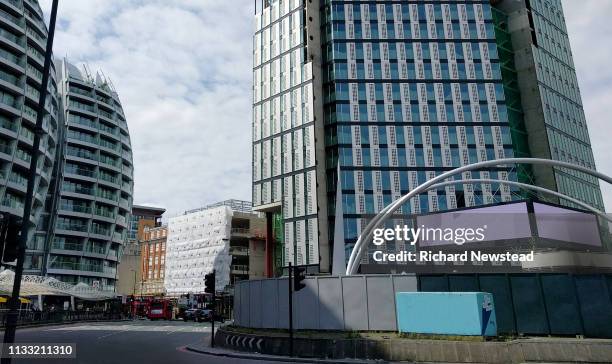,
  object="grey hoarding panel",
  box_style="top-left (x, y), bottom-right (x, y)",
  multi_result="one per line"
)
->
top-left (540, 274), bottom-right (582, 335)
top-left (261, 279), bottom-right (279, 328)
top-left (510, 275), bottom-right (549, 335)
top-left (478, 275), bottom-right (516, 334)
top-left (575, 275), bottom-right (612, 338)
top-left (234, 282), bottom-right (242, 326)
top-left (342, 276), bottom-right (369, 330)
top-left (392, 275), bottom-right (418, 293)
top-left (249, 280), bottom-right (263, 328)
top-left (317, 277), bottom-right (344, 330)
top-left (295, 278), bottom-right (320, 330)
top-left (240, 282), bottom-right (250, 327)
top-left (366, 275), bottom-right (396, 331)
top-left (277, 278), bottom-right (289, 329)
